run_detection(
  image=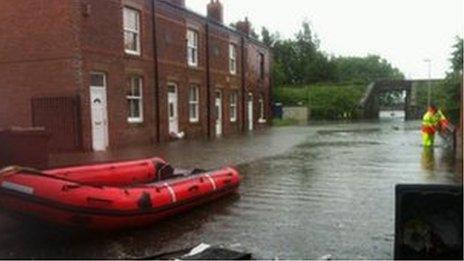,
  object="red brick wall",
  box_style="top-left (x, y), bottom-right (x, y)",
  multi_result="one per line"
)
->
top-left (154, 1), bottom-right (249, 140)
top-left (0, 0), bottom-right (272, 151)
top-left (245, 40), bottom-right (272, 130)
top-left (78, 0), bottom-right (157, 150)
top-left (0, 0), bottom-right (81, 128)
top-left (155, 2), bottom-right (209, 141)
top-left (208, 25), bottom-right (243, 136)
